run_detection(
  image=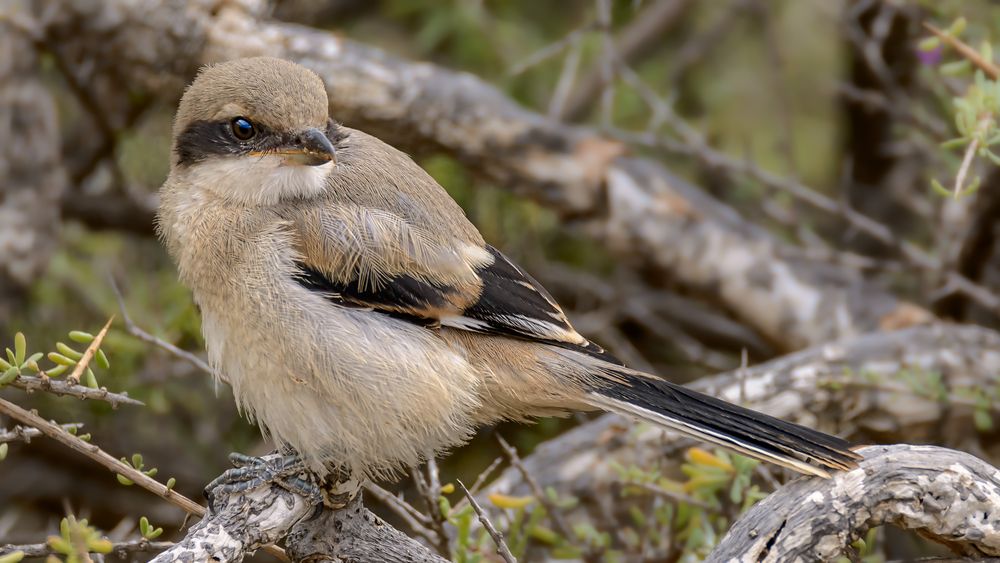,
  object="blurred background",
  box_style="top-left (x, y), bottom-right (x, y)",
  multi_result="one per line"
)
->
top-left (3, 0), bottom-right (1000, 560)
